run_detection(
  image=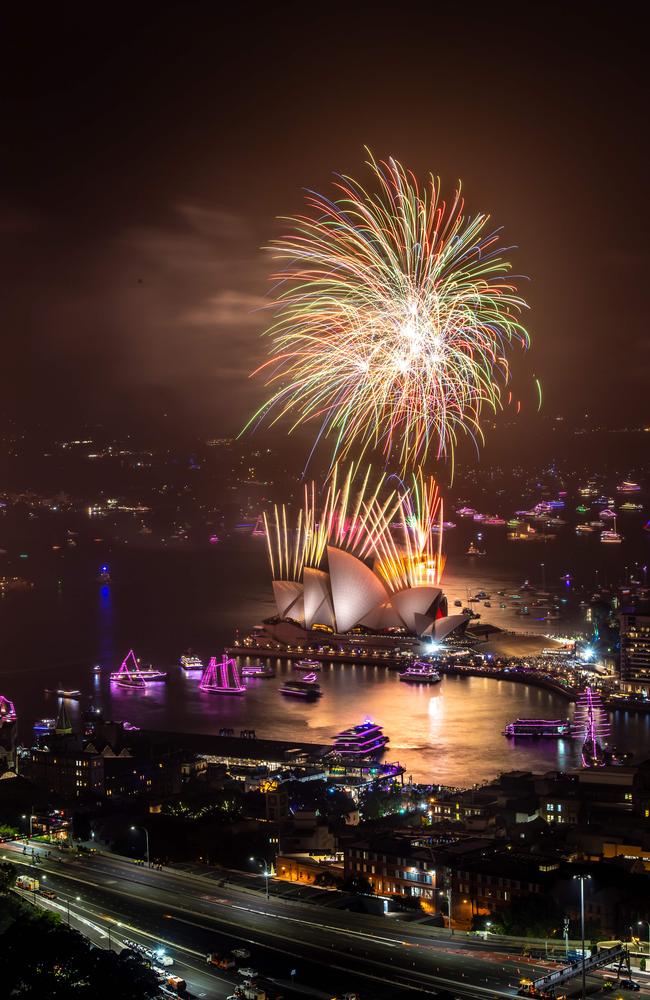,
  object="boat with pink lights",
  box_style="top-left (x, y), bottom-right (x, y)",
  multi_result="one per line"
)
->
top-left (279, 679), bottom-right (322, 698)
top-left (200, 655), bottom-right (246, 694)
top-left (332, 720), bottom-right (389, 757)
top-left (295, 659), bottom-right (321, 671)
top-left (399, 661), bottom-right (441, 684)
top-left (111, 650), bottom-right (148, 689)
top-left (0, 695), bottom-right (17, 724)
top-left (111, 650), bottom-right (166, 683)
top-left (504, 718), bottom-right (572, 738)
top-left (617, 480), bottom-right (641, 493)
